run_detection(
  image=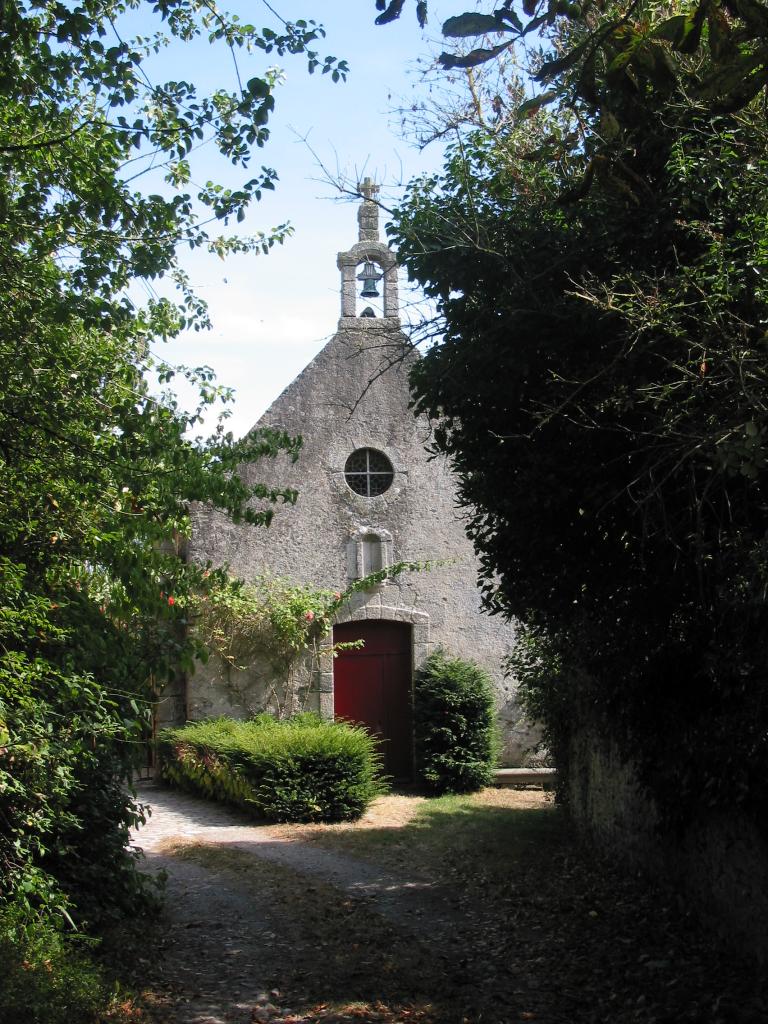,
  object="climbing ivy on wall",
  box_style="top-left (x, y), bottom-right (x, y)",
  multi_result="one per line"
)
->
top-left (188, 561), bottom-right (433, 716)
